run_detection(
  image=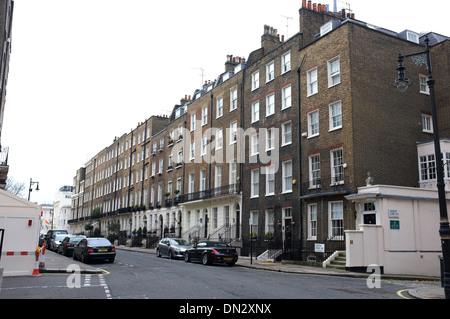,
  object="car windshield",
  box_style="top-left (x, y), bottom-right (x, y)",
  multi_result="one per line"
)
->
top-left (55, 235), bottom-right (68, 241)
top-left (87, 238), bottom-right (112, 246)
top-left (172, 239), bottom-right (190, 246)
